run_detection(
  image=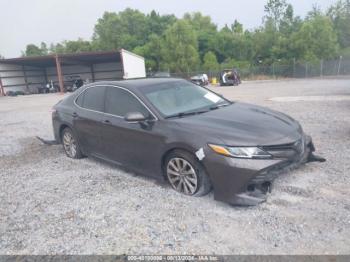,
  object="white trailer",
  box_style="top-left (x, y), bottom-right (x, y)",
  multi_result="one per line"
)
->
top-left (120, 49), bottom-right (146, 79)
